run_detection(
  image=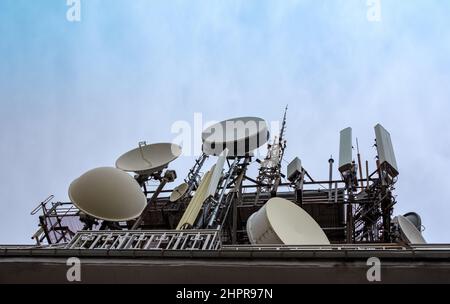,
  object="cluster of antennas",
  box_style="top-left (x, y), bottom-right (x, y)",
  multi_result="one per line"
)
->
top-left (53, 113), bottom-right (426, 246)
top-left (69, 143), bottom-right (182, 222)
top-left (68, 117), bottom-right (269, 227)
top-left (338, 124), bottom-right (398, 183)
top-left (335, 124), bottom-right (424, 244)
